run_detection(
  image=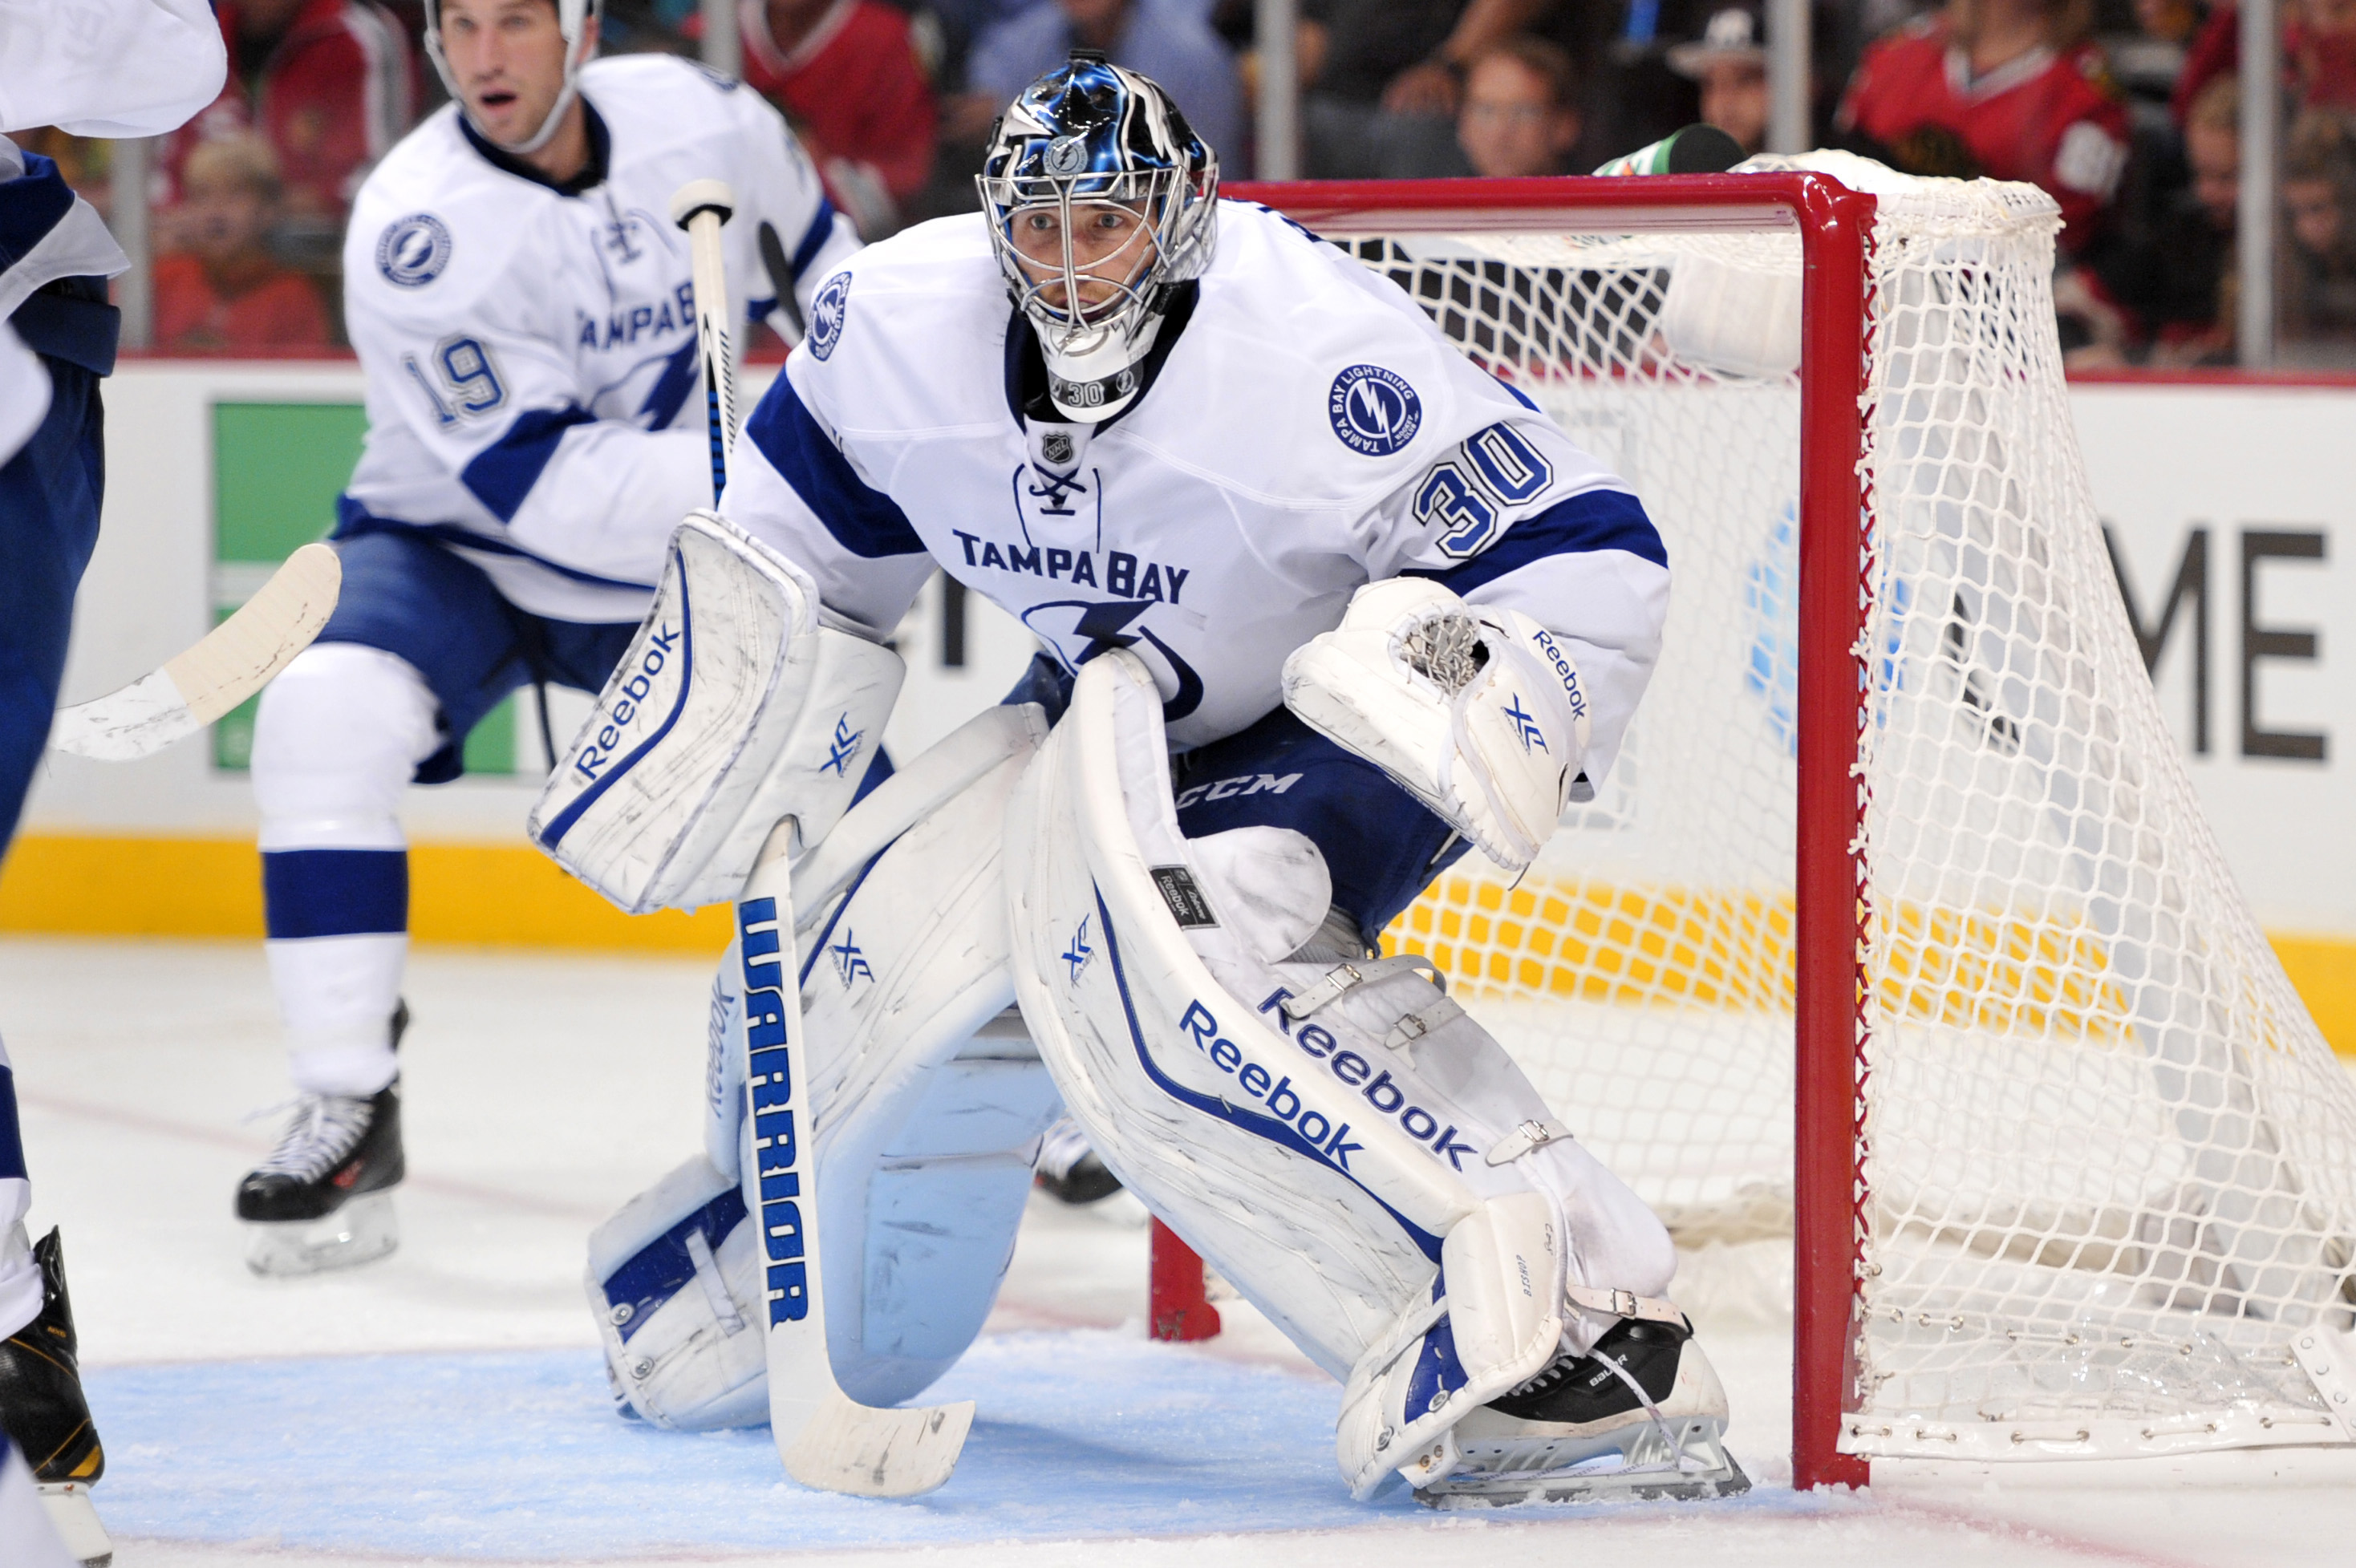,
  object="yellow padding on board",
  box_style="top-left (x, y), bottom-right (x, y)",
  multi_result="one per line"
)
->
top-left (2, 836), bottom-right (2347, 1055)
top-left (0, 834), bottom-right (730, 952)
top-left (1385, 873), bottom-right (2354, 1057)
